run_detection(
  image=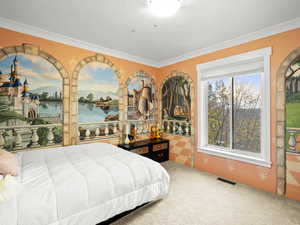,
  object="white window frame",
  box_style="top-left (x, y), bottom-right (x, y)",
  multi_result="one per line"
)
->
top-left (197, 47), bottom-right (272, 168)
